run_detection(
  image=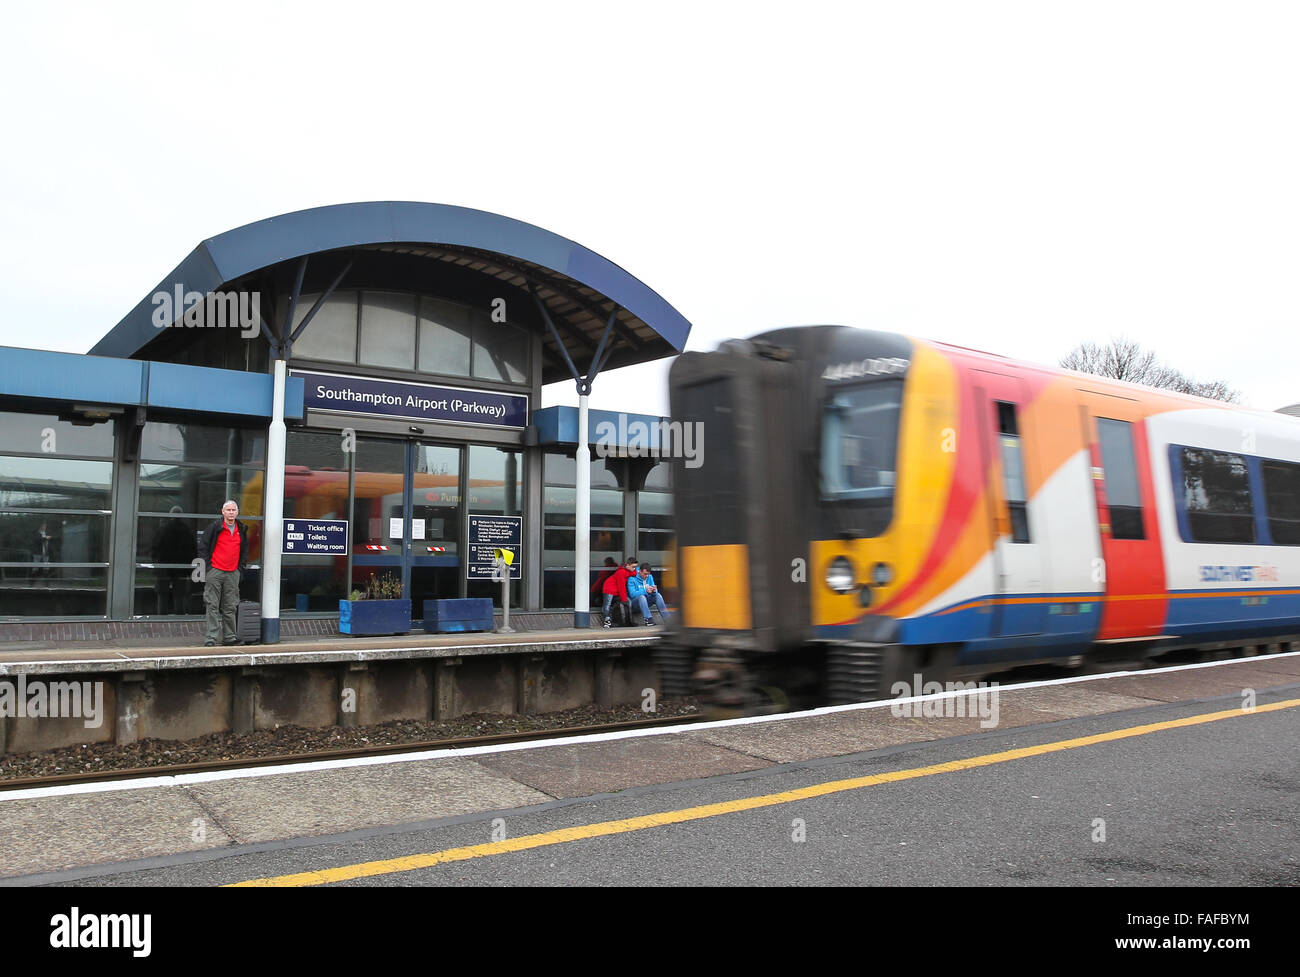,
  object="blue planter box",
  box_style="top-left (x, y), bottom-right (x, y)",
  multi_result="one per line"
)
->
top-left (339, 599), bottom-right (411, 636)
top-left (424, 598), bottom-right (494, 633)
